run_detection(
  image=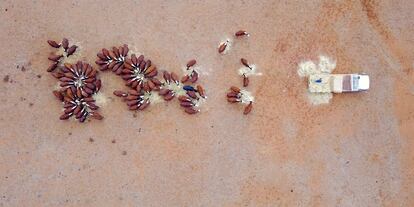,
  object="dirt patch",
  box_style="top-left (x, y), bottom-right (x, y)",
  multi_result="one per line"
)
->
top-left (360, 0), bottom-right (412, 73)
top-left (3, 75), bottom-right (9, 82)
top-left (393, 80), bottom-right (414, 204)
